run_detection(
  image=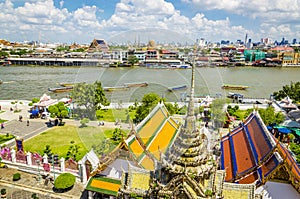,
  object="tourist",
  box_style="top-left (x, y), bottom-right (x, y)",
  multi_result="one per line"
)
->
top-left (1, 123), bottom-right (4, 129)
top-left (27, 120), bottom-right (29, 126)
top-left (19, 115), bottom-right (23, 122)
